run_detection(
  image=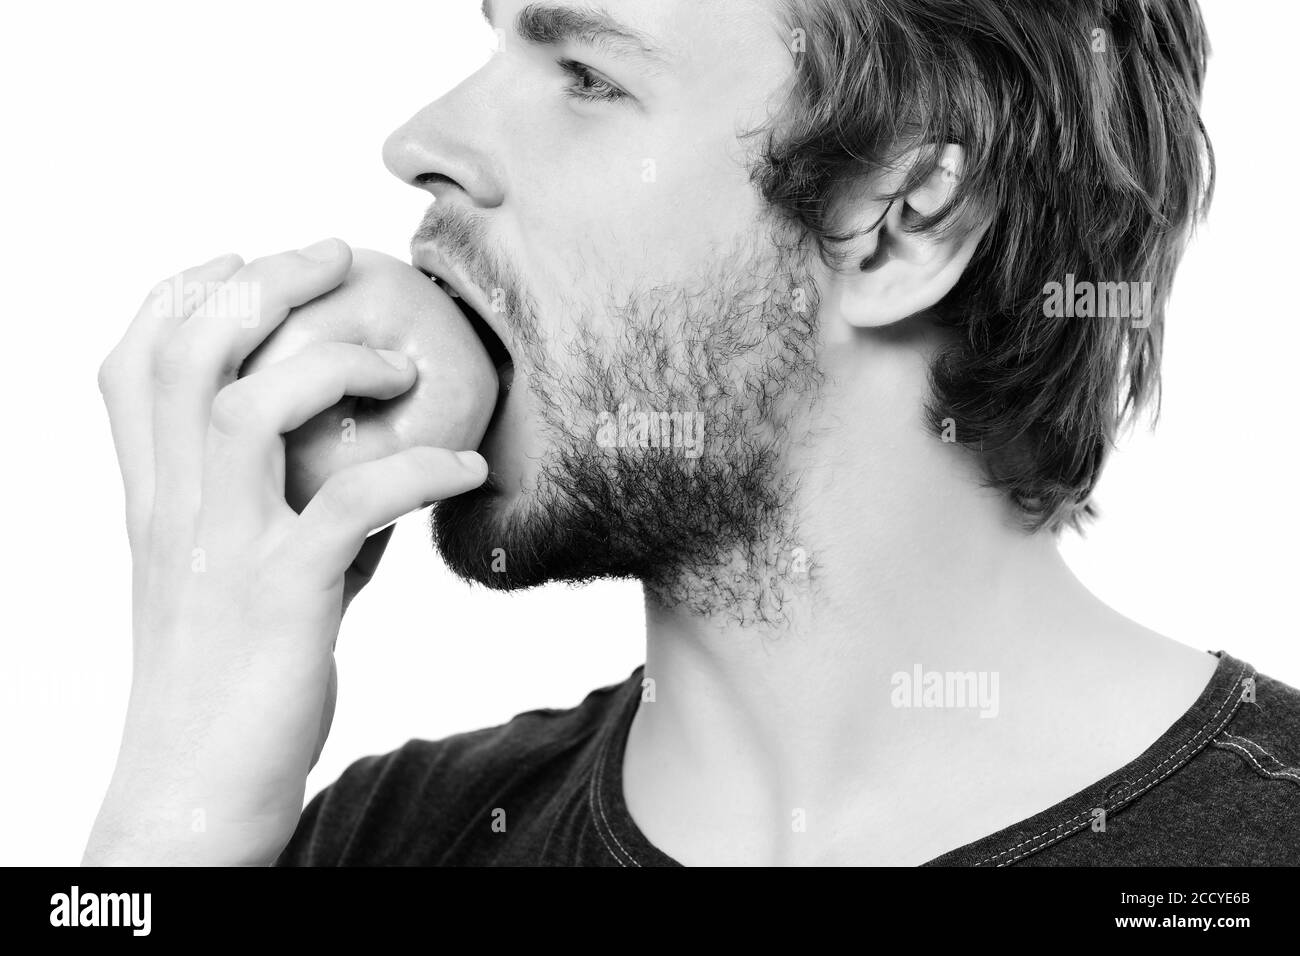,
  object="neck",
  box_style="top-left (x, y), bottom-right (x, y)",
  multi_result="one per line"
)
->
top-left (627, 323), bottom-right (1215, 865)
top-left (644, 319), bottom-right (1088, 695)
